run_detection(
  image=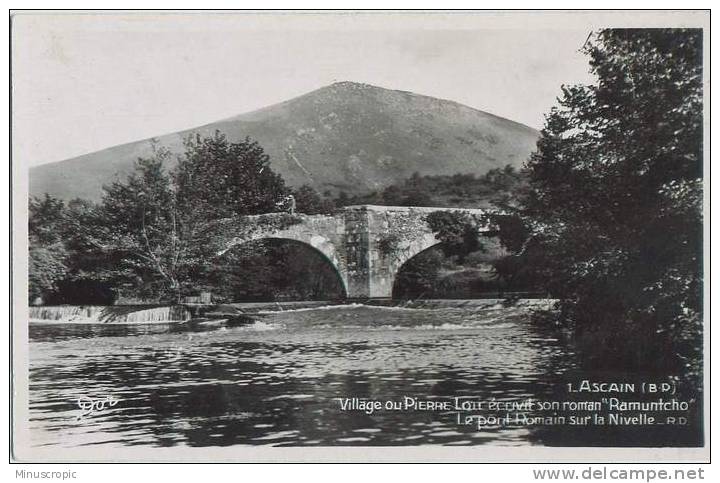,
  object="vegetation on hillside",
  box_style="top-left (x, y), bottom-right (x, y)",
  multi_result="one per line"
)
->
top-left (335, 166), bottom-right (526, 209)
